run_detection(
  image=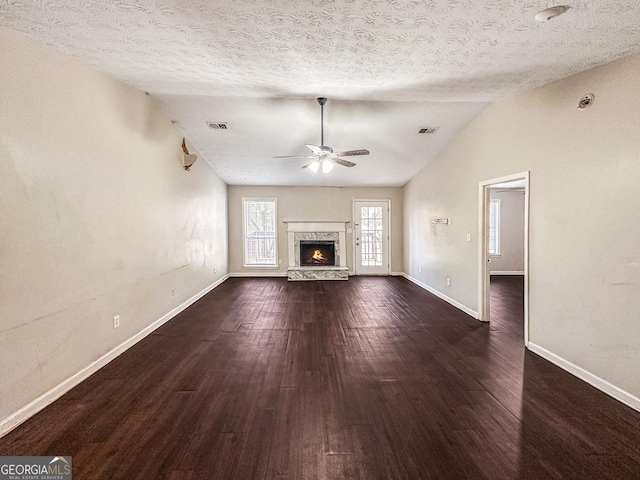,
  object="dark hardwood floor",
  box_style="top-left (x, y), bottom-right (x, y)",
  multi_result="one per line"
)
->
top-left (489, 274), bottom-right (525, 342)
top-left (2, 276), bottom-right (639, 479)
